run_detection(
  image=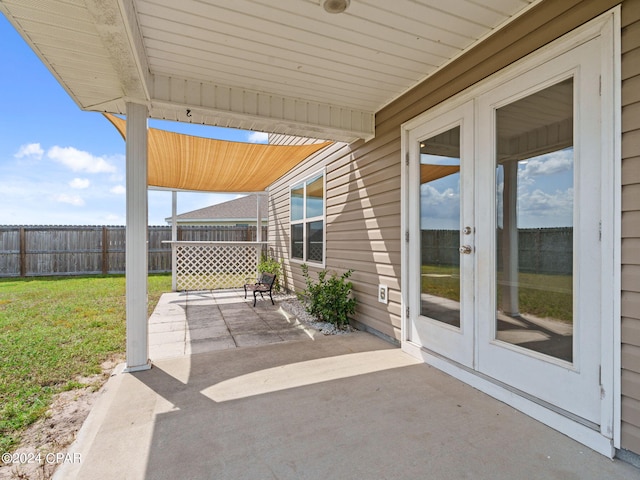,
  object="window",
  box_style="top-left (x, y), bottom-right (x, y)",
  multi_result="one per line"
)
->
top-left (291, 172), bottom-right (324, 263)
